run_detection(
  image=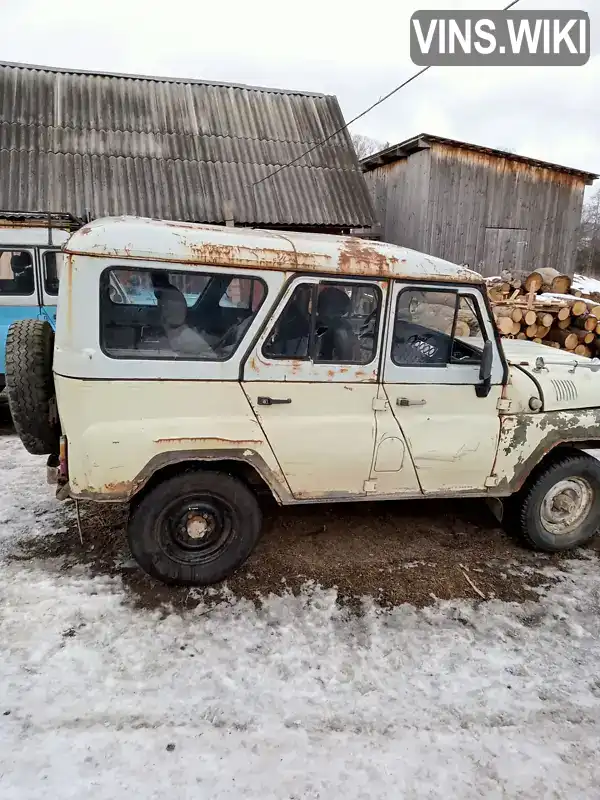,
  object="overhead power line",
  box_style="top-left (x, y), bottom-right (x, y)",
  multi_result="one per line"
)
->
top-left (252, 0), bottom-right (523, 189)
